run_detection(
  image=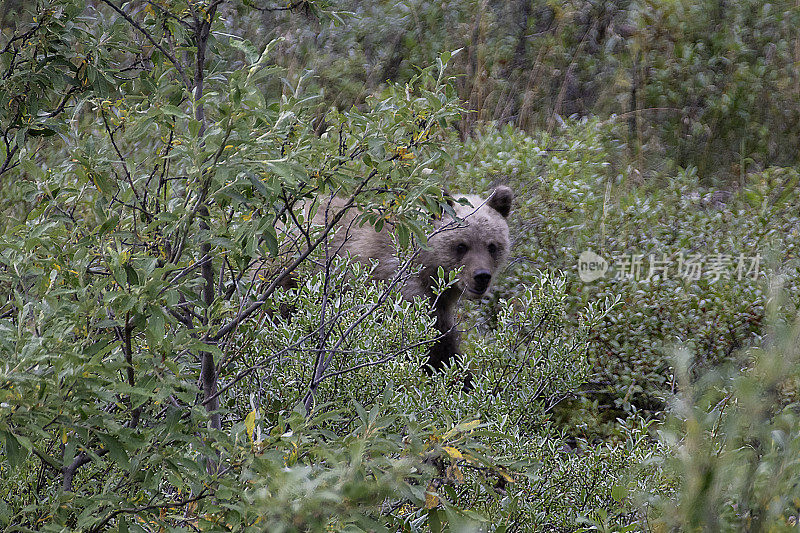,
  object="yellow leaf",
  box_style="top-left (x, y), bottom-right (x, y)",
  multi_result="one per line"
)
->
top-left (442, 446), bottom-right (462, 460)
top-left (457, 419), bottom-right (481, 432)
top-left (424, 483), bottom-right (439, 509)
top-left (61, 429), bottom-right (68, 444)
top-left (443, 419), bottom-right (480, 439)
top-left (497, 469), bottom-right (515, 483)
top-left (446, 465), bottom-right (464, 484)
top-left (244, 409), bottom-right (256, 442)
top-left (184, 500), bottom-right (197, 517)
